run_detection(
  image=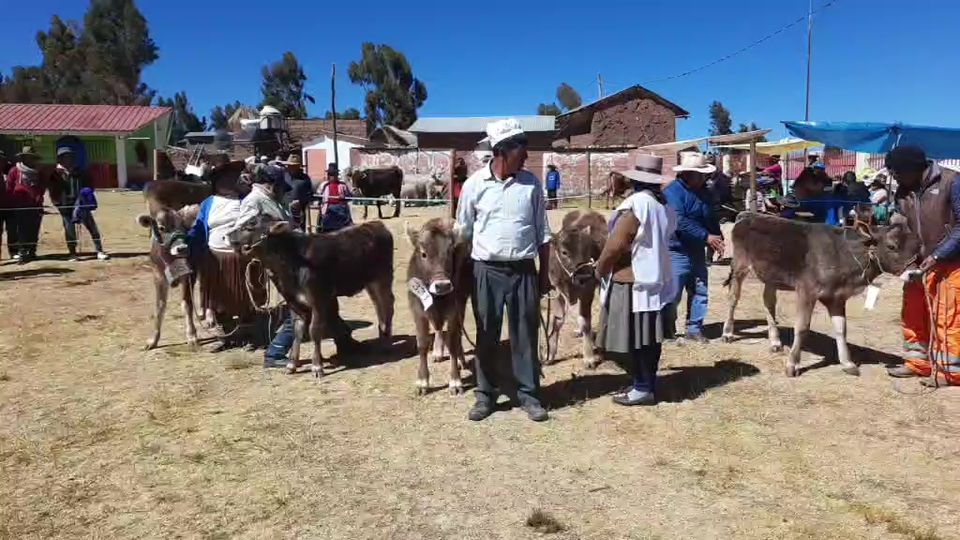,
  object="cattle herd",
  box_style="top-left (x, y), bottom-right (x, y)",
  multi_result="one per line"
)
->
top-left (137, 161), bottom-right (926, 395)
